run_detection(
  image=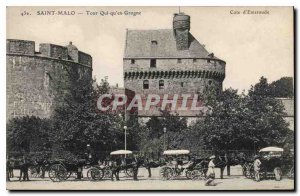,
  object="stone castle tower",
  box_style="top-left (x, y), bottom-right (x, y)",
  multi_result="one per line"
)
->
top-left (123, 13), bottom-right (226, 117)
top-left (6, 39), bottom-right (93, 120)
